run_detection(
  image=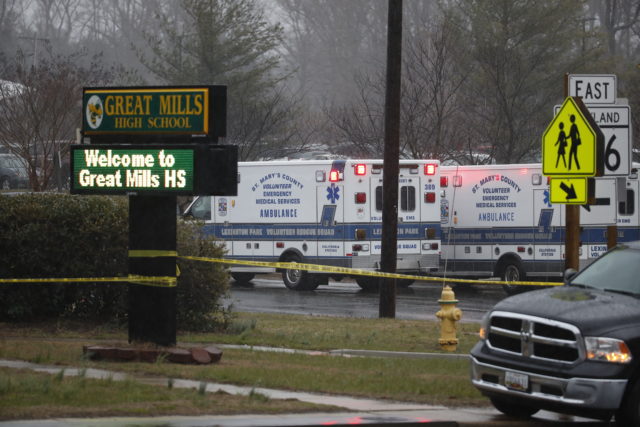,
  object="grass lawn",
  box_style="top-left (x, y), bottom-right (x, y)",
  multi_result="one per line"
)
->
top-left (0, 312), bottom-right (487, 420)
top-left (0, 367), bottom-right (336, 420)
